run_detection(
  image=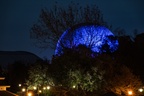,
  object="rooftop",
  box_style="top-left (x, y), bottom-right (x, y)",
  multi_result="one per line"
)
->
top-left (0, 90), bottom-right (18, 96)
